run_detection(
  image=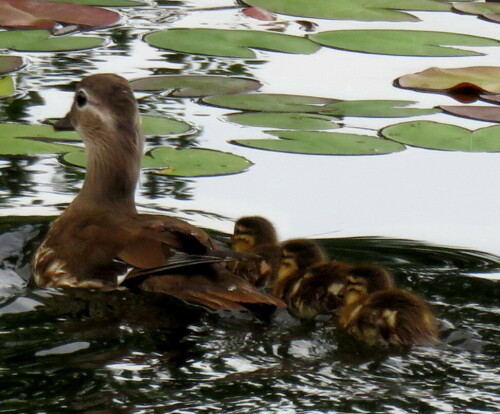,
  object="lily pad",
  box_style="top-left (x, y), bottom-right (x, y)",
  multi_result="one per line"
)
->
top-left (321, 100), bottom-right (440, 117)
top-left (232, 130), bottom-right (405, 155)
top-left (481, 94), bottom-right (500, 104)
top-left (244, 0), bottom-right (450, 22)
top-left (310, 30), bottom-right (500, 57)
top-left (0, 124), bottom-right (79, 155)
top-left (0, 76), bottom-right (15, 97)
top-left (63, 147), bottom-right (252, 177)
top-left (203, 94), bottom-right (339, 112)
top-left (439, 106), bottom-right (500, 123)
top-left (0, 0), bottom-right (120, 30)
top-left (144, 28), bottom-right (320, 58)
top-left (141, 115), bottom-right (191, 136)
top-left (397, 66), bottom-right (500, 97)
top-left (0, 30), bottom-right (104, 52)
top-left (131, 75), bottom-right (261, 97)
top-left (226, 112), bottom-right (340, 130)
top-left (381, 121), bottom-right (500, 152)
top-left (452, 2), bottom-right (500, 24)
top-left (48, 0), bottom-right (143, 6)
top-left (0, 56), bottom-right (24, 75)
